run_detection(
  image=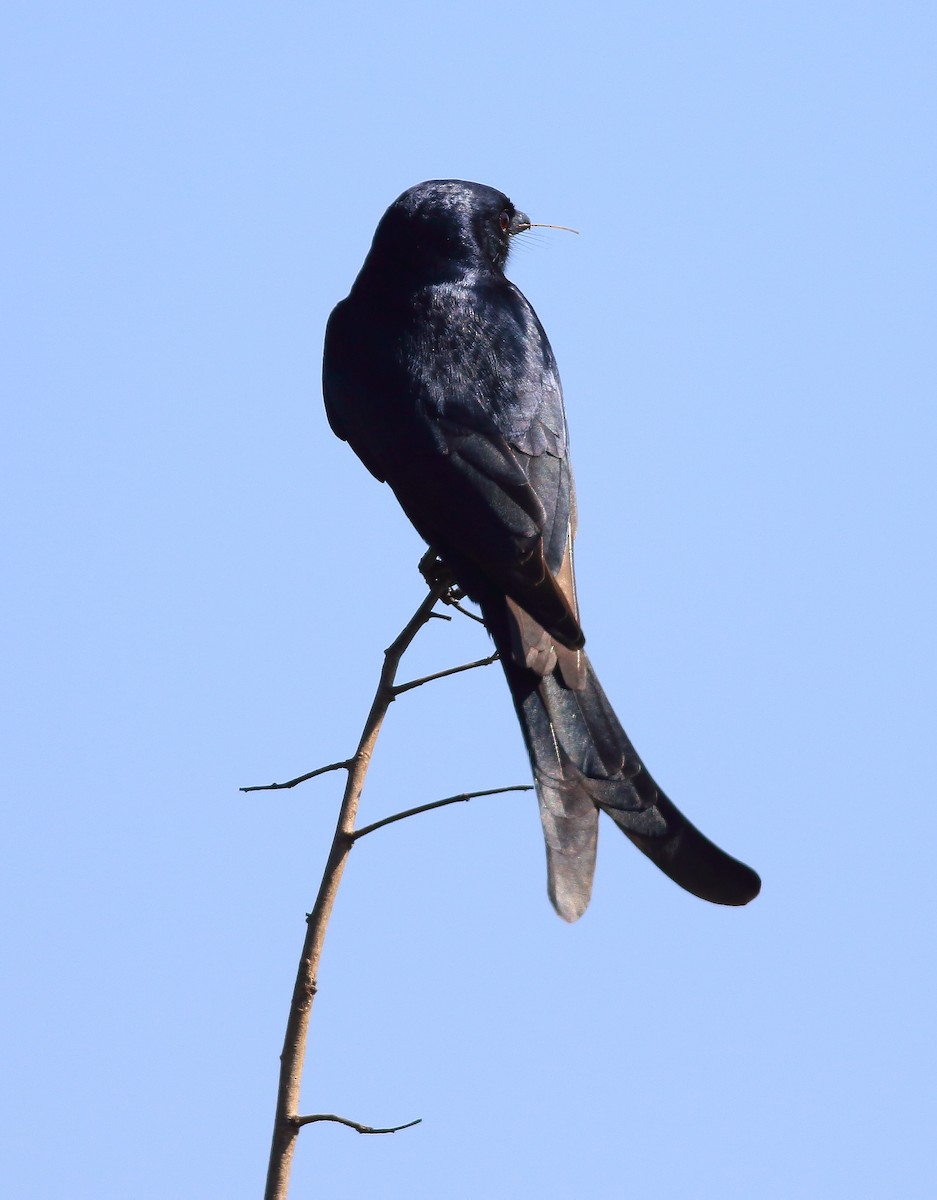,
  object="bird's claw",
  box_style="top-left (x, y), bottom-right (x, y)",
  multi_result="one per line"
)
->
top-left (418, 550), bottom-right (464, 602)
